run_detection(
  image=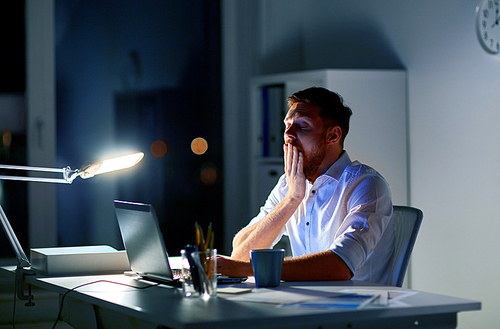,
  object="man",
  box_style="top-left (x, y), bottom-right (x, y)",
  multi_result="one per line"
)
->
top-left (218, 87), bottom-right (394, 284)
